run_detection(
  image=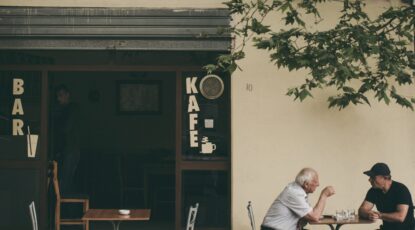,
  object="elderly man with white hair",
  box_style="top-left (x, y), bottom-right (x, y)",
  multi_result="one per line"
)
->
top-left (261, 168), bottom-right (335, 230)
